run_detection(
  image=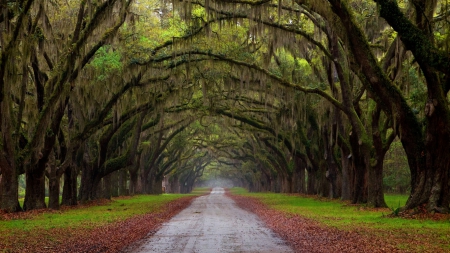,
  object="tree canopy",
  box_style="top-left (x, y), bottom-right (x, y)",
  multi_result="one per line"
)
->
top-left (1, 0), bottom-right (450, 213)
